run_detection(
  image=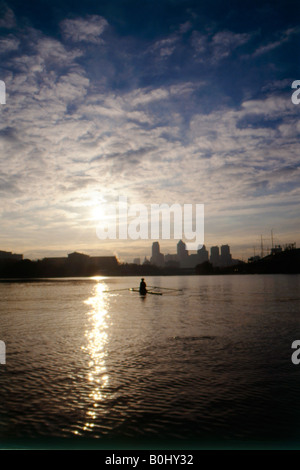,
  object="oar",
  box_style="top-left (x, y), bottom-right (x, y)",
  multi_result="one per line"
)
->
top-left (103, 288), bottom-right (132, 292)
top-left (104, 287), bottom-right (165, 296)
top-left (148, 285), bottom-right (183, 291)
